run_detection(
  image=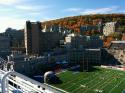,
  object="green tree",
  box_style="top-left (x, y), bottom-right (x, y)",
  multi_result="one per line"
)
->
top-left (109, 32), bottom-right (122, 40)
